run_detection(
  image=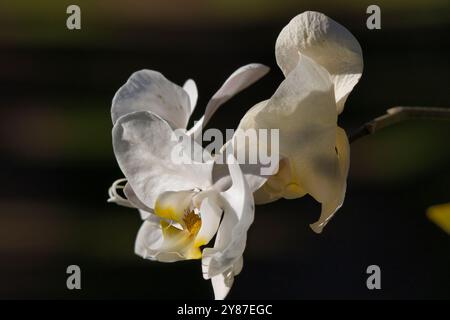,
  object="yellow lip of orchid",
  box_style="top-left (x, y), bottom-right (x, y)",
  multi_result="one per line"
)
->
top-left (154, 190), bottom-right (206, 259)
